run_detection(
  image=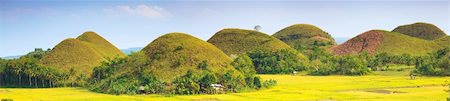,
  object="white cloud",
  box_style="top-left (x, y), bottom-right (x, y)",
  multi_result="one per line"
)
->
top-left (105, 4), bottom-right (170, 18)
